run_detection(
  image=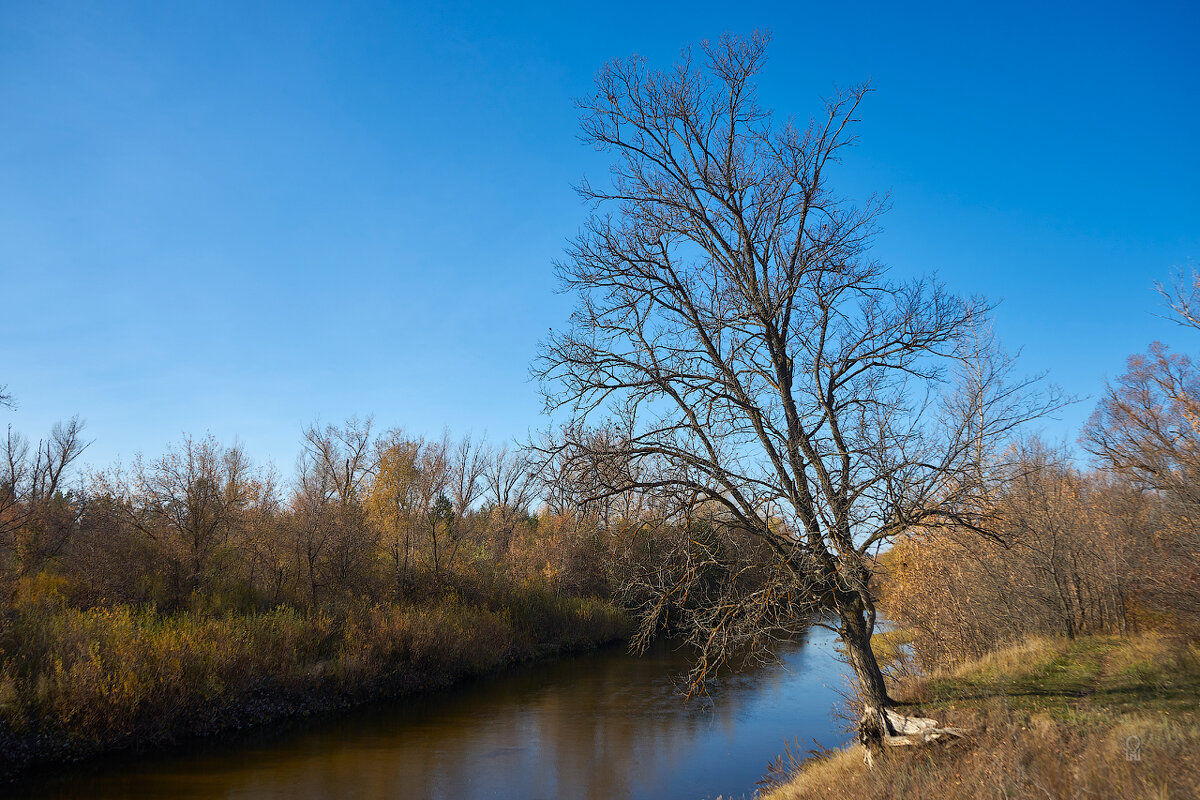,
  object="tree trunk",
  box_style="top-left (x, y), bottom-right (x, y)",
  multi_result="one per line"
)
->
top-left (838, 603), bottom-right (895, 758)
top-left (429, 521), bottom-right (441, 581)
